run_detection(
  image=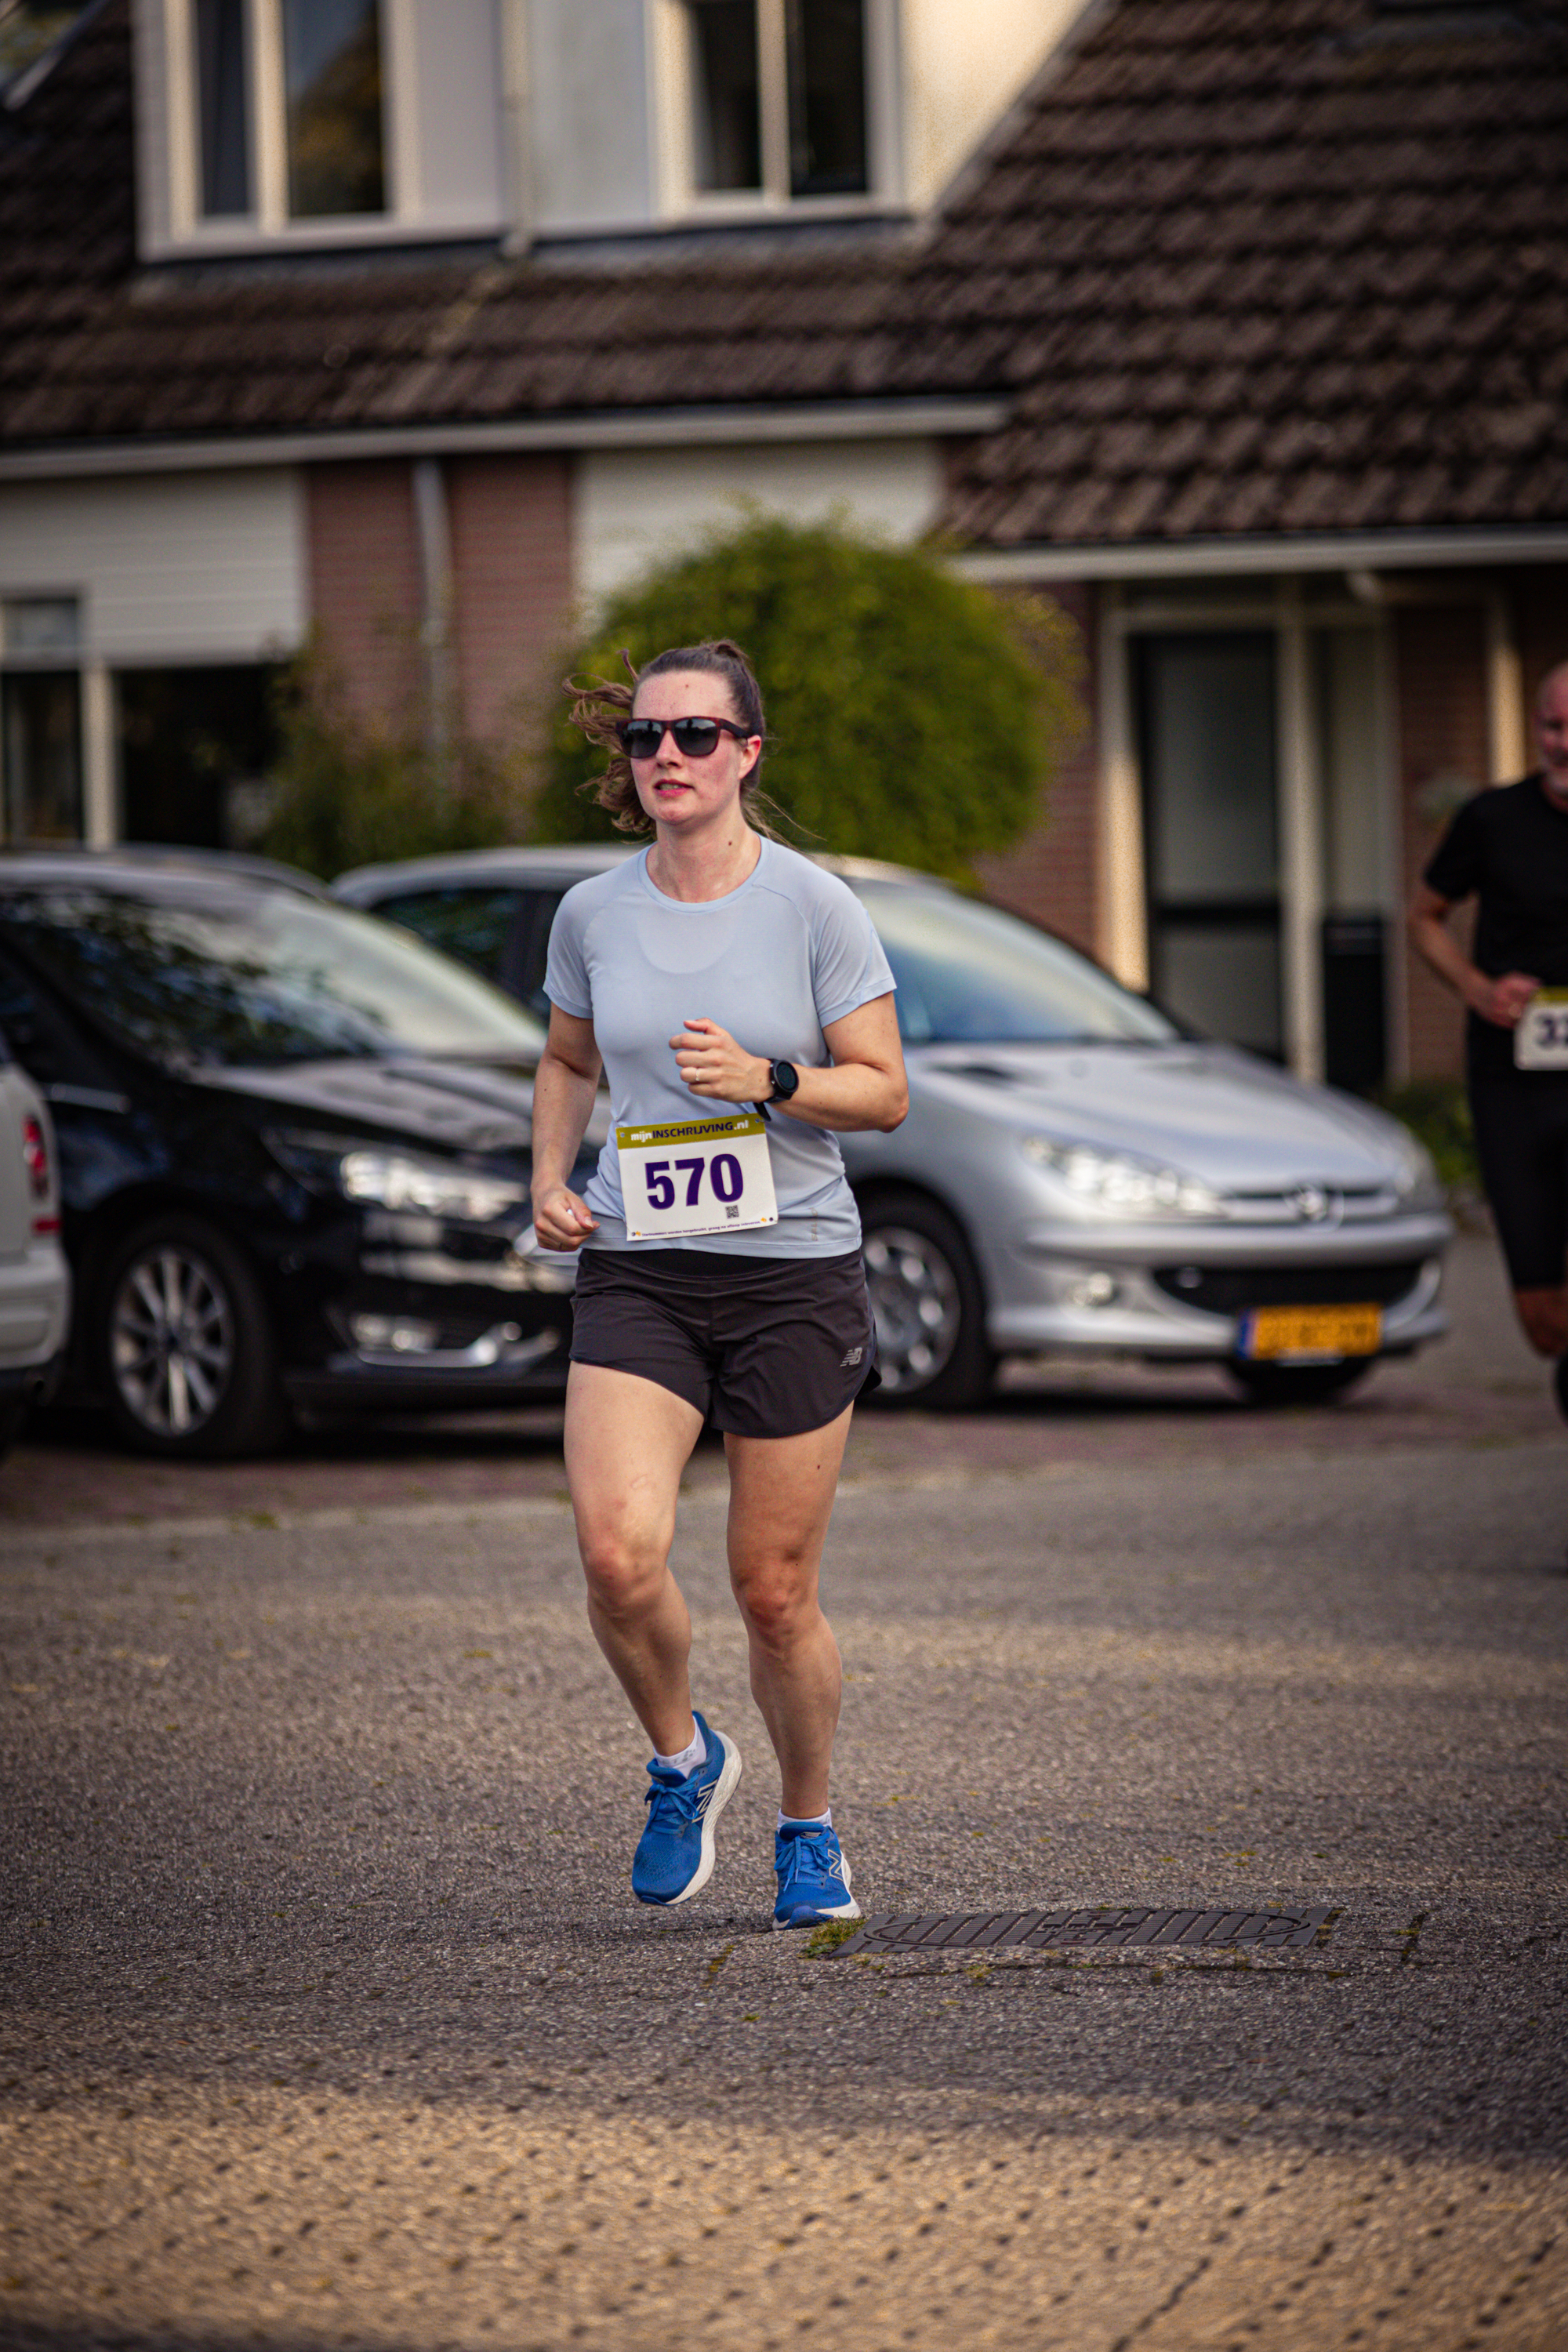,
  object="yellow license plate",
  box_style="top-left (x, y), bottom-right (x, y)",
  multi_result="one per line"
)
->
top-left (1238, 1304), bottom-right (1383, 1361)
